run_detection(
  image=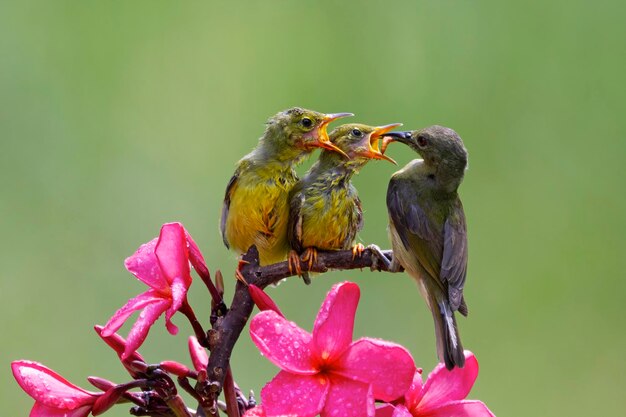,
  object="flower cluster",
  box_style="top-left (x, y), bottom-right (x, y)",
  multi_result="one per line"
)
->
top-left (11, 222), bottom-right (495, 417)
top-left (244, 283), bottom-right (495, 417)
